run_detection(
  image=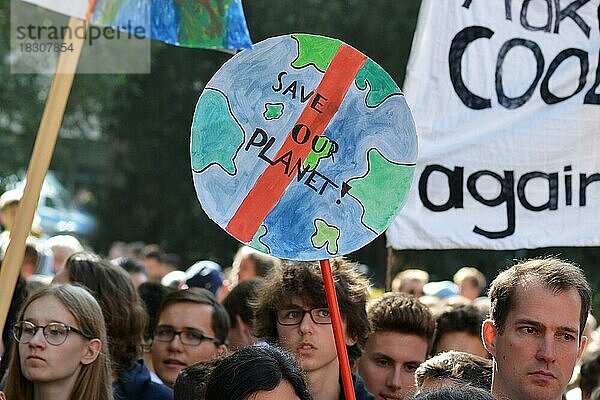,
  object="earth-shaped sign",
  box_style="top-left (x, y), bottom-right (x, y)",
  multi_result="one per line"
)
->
top-left (191, 34), bottom-right (417, 261)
